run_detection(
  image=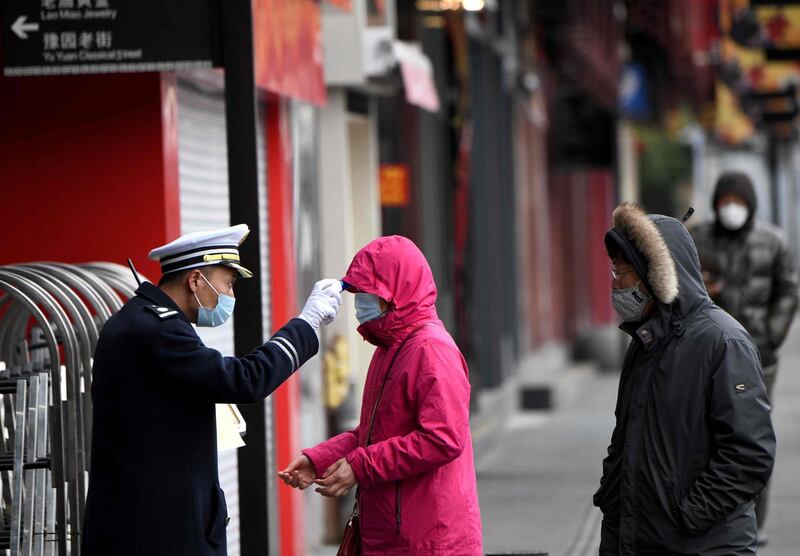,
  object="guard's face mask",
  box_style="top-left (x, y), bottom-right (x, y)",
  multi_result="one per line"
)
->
top-left (612, 281), bottom-right (652, 323)
top-left (717, 202), bottom-right (749, 231)
top-left (195, 272), bottom-right (235, 327)
top-left (354, 293), bottom-right (385, 325)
